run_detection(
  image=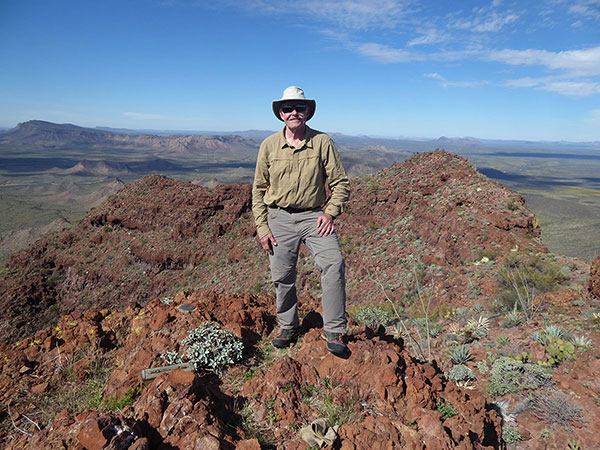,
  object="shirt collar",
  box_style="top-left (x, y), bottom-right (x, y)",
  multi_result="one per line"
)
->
top-left (278, 125), bottom-right (314, 150)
